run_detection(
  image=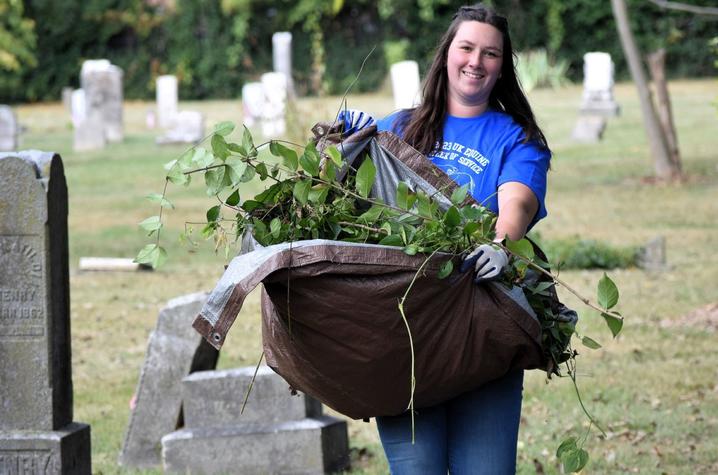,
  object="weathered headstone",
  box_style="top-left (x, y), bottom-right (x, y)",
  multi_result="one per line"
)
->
top-left (571, 115), bottom-right (607, 143)
top-left (119, 292), bottom-right (219, 469)
top-left (580, 52), bottom-right (619, 116)
top-left (156, 110), bottom-right (205, 145)
top-left (162, 366), bottom-right (349, 474)
top-left (80, 59), bottom-right (124, 142)
top-left (242, 82), bottom-right (265, 128)
top-left (0, 106), bottom-right (18, 151)
top-left (0, 151), bottom-right (92, 474)
top-left (71, 89), bottom-right (106, 152)
top-left (260, 72), bottom-right (288, 137)
top-left (156, 75), bottom-right (178, 130)
top-left (272, 32), bottom-right (294, 97)
top-left (61, 87), bottom-right (74, 113)
top-left (390, 60), bottom-right (422, 110)
top-left (181, 367), bottom-right (323, 428)
top-left (637, 236), bottom-right (667, 271)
